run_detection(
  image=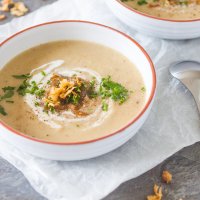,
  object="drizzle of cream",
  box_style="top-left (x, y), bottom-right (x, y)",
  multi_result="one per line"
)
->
top-left (24, 60), bottom-right (113, 130)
